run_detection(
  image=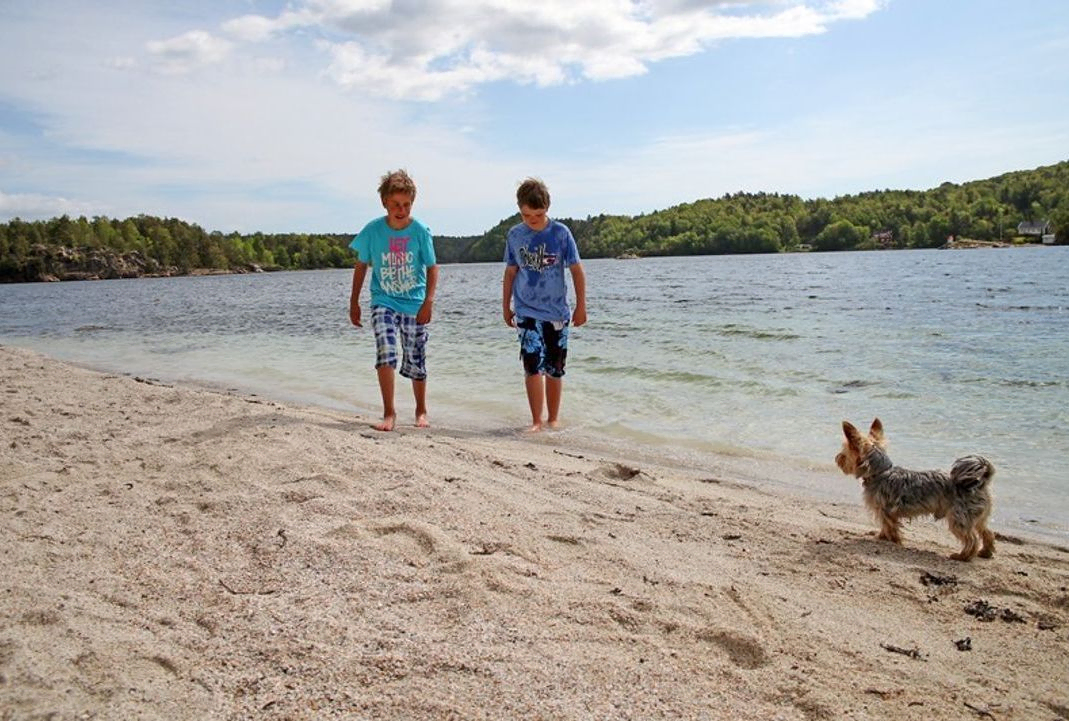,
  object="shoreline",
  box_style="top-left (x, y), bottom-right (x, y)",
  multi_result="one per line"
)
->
top-left (17, 336), bottom-right (1066, 549)
top-left (2, 345), bottom-right (1067, 719)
